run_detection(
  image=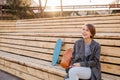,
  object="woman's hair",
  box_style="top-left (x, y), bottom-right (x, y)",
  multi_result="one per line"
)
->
top-left (85, 23), bottom-right (96, 38)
